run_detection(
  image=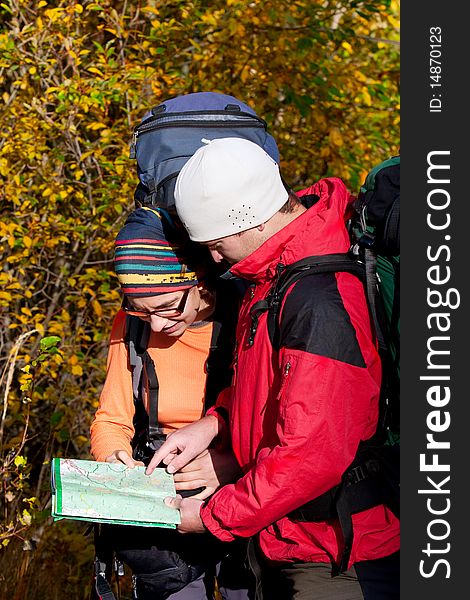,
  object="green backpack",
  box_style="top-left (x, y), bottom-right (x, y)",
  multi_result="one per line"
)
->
top-left (351, 155), bottom-right (400, 442)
